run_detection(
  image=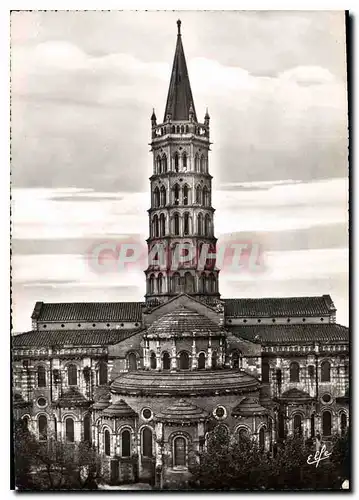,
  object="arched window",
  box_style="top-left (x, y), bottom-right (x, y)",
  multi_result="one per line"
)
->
top-left (174, 213), bottom-right (180, 236)
top-left (153, 215), bottom-right (159, 238)
top-left (84, 415), bottom-right (91, 443)
top-left (68, 364), bottom-right (77, 386)
top-left (174, 152), bottom-right (179, 172)
top-left (183, 213), bottom-right (190, 235)
top-left (197, 213), bottom-right (203, 235)
top-left (310, 413), bottom-right (315, 438)
top-left (37, 365), bottom-right (46, 388)
top-left (184, 272), bottom-right (194, 293)
top-left (212, 351), bottom-right (218, 369)
top-left (162, 352), bottom-right (171, 370)
top-left (321, 361), bottom-right (331, 382)
top-left (200, 155), bottom-right (205, 173)
top-left (98, 361), bottom-right (108, 386)
top-left (196, 185), bottom-right (202, 204)
top-left (204, 214), bottom-right (211, 237)
top-left (173, 185), bottom-right (180, 205)
top-left (150, 352), bottom-right (157, 369)
top-left (22, 416), bottom-right (29, 432)
top-left (142, 427), bottom-right (153, 458)
top-left (159, 213), bottom-right (166, 236)
top-left (156, 155), bottom-right (161, 174)
top-left (340, 413), bottom-right (347, 435)
top-left (121, 429), bottom-right (131, 457)
top-left (195, 154), bottom-right (200, 172)
top-left (232, 351), bottom-right (240, 369)
top-left (183, 185), bottom-right (189, 205)
top-left (209, 273), bottom-right (216, 293)
top-left (322, 411), bottom-right (332, 436)
top-left (198, 352), bottom-right (206, 370)
top-left (174, 436), bottom-right (187, 467)
top-left (203, 186), bottom-right (209, 206)
top-left (182, 152), bottom-right (187, 170)
top-left (149, 274), bottom-right (155, 294)
top-left (162, 154), bottom-right (167, 172)
top-left (160, 185), bottom-right (166, 206)
top-left (171, 272), bottom-right (181, 293)
top-left (153, 187), bottom-right (160, 208)
top-left (104, 429), bottom-right (111, 456)
top-left (65, 417), bottom-right (75, 443)
top-left (179, 351), bottom-right (190, 370)
top-left (128, 353), bottom-right (137, 371)
top-left (293, 414), bottom-right (302, 436)
top-left (259, 427), bottom-right (265, 450)
top-left (157, 273), bottom-right (163, 294)
top-left (262, 359), bottom-right (269, 382)
top-left (238, 427), bottom-right (249, 440)
top-left (38, 415), bottom-right (47, 441)
top-left (276, 368), bottom-right (282, 387)
top-left (278, 413), bottom-right (285, 439)
top-left (290, 362), bottom-right (300, 382)
top-left (199, 272), bottom-right (206, 293)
